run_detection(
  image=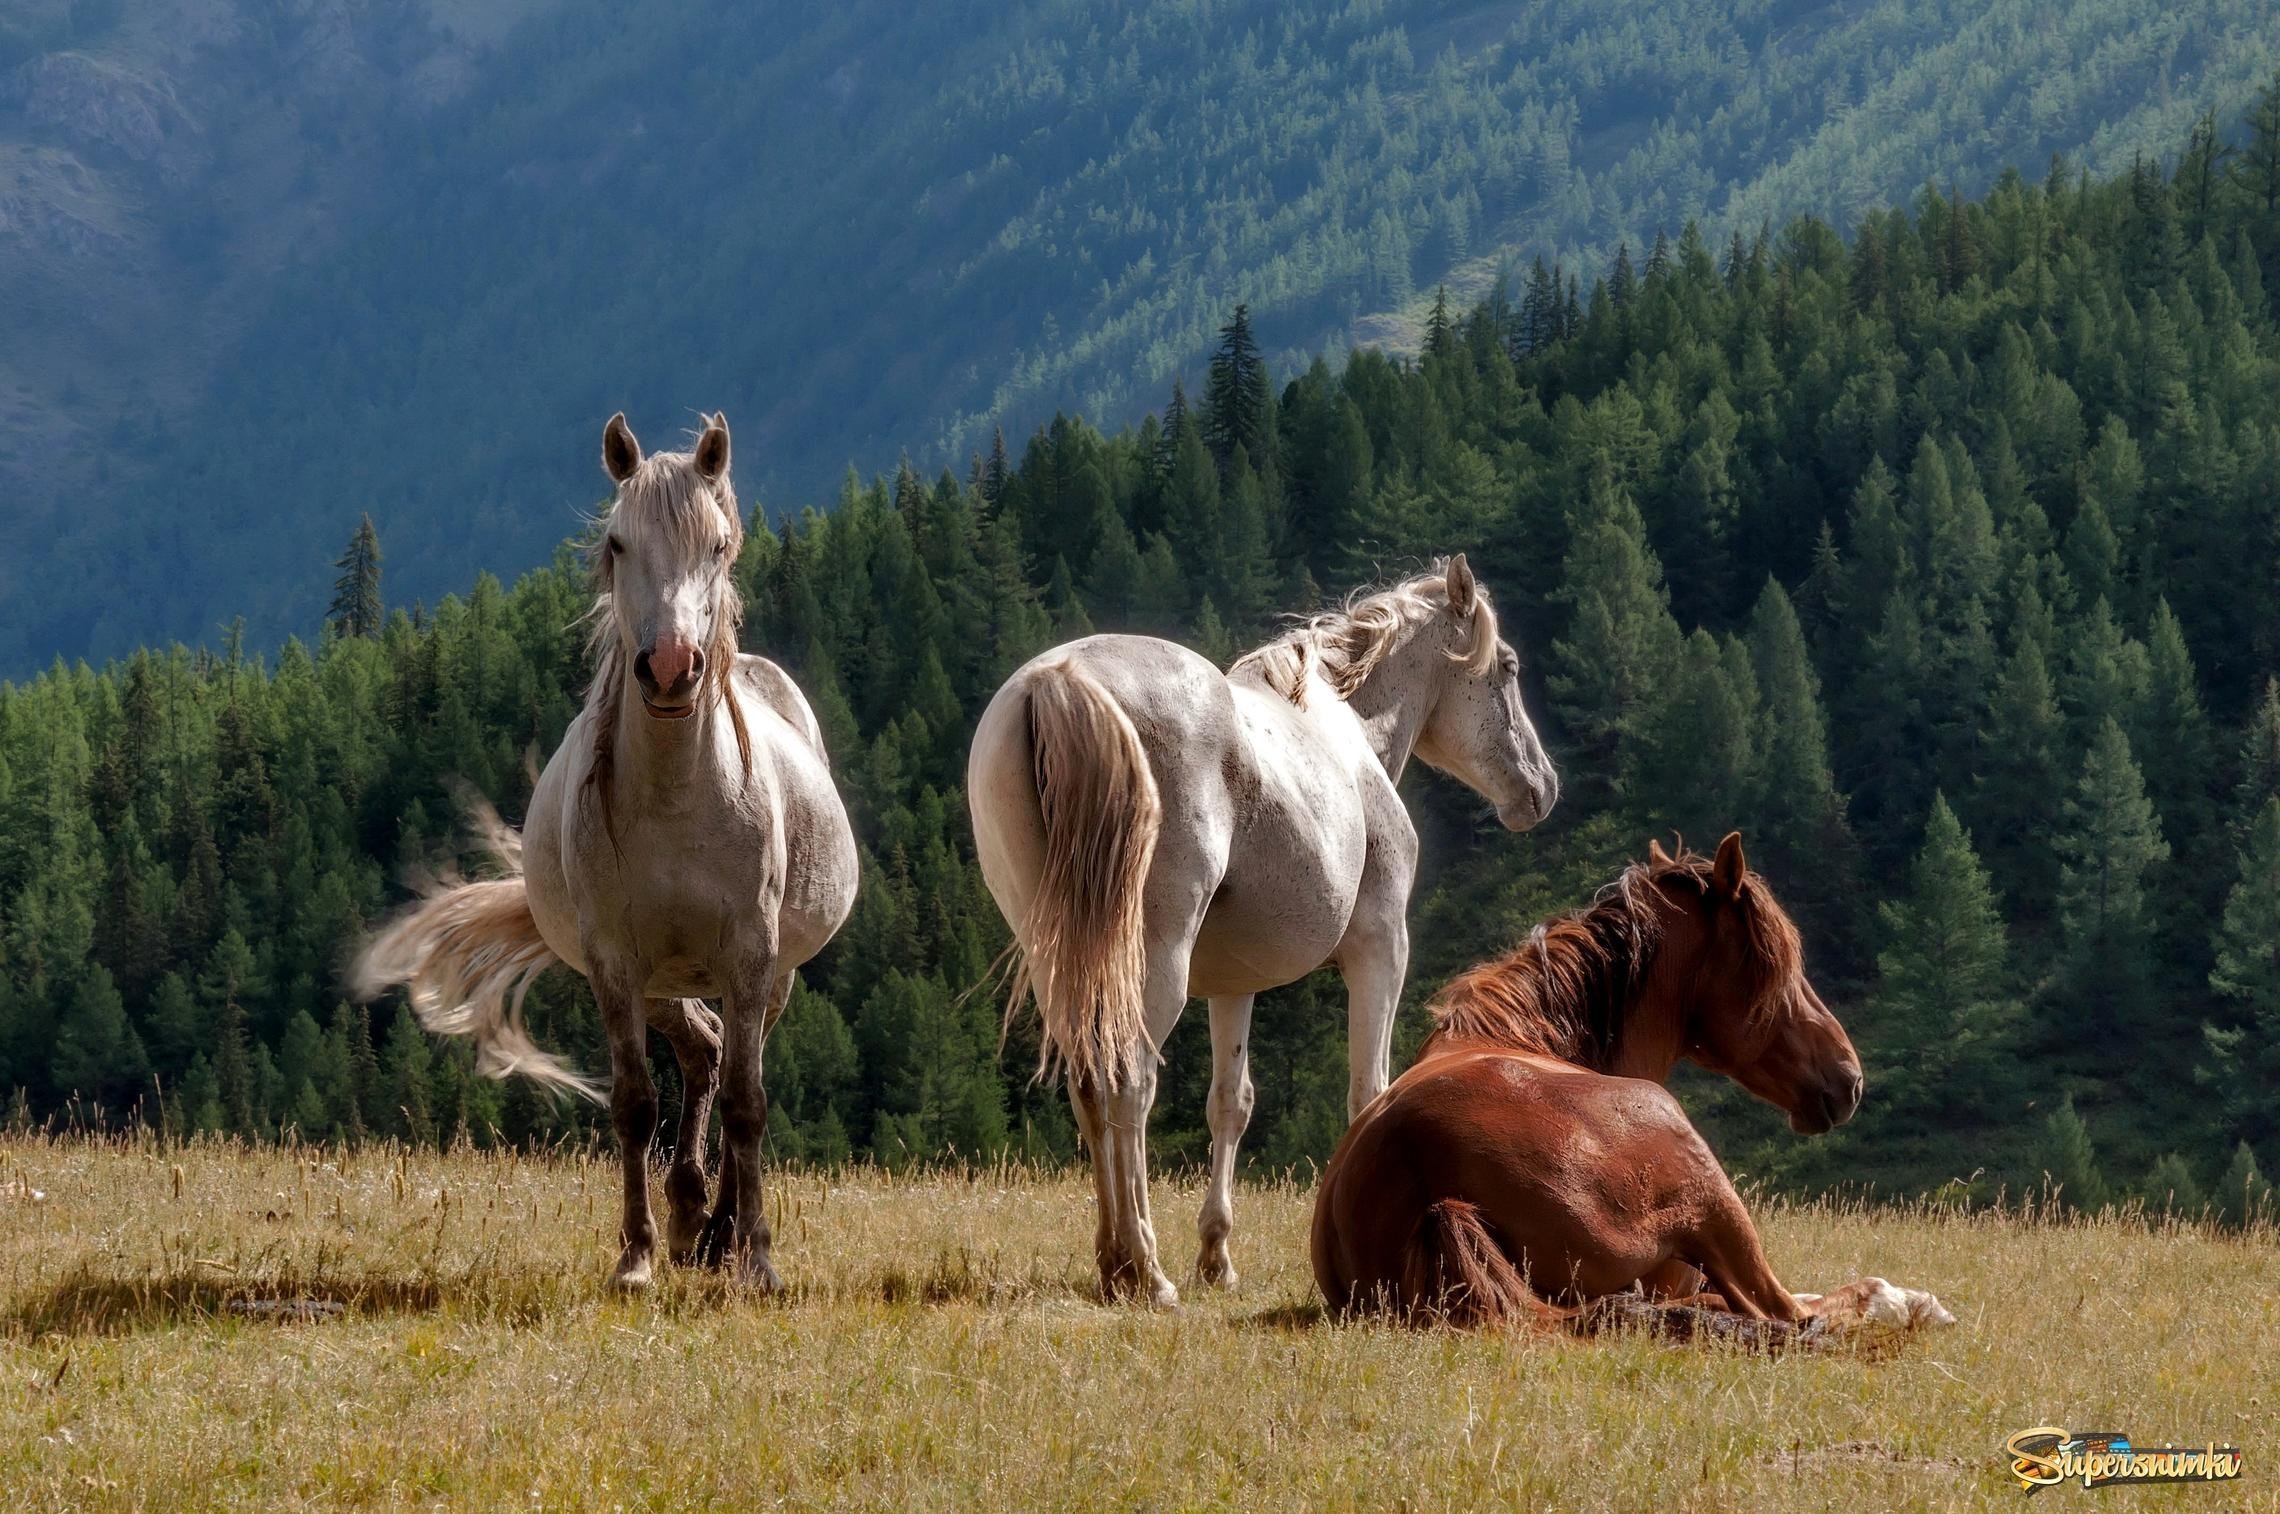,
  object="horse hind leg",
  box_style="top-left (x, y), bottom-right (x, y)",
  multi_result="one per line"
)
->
top-left (650, 997), bottom-right (721, 1265)
top-left (1195, 993), bottom-right (1256, 1289)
